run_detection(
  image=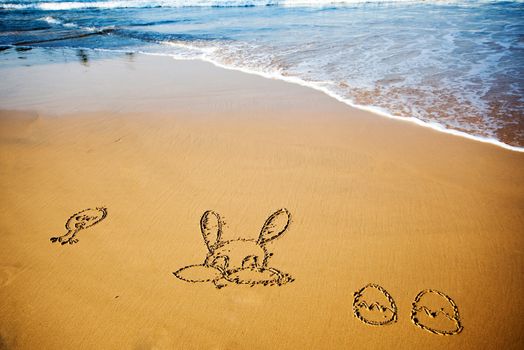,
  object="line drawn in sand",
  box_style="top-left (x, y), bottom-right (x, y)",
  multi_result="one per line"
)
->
top-left (50, 207), bottom-right (107, 245)
top-left (173, 208), bottom-right (294, 289)
top-left (353, 283), bottom-right (398, 326)
top-left (411, 289), bottom-right (463, 335)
